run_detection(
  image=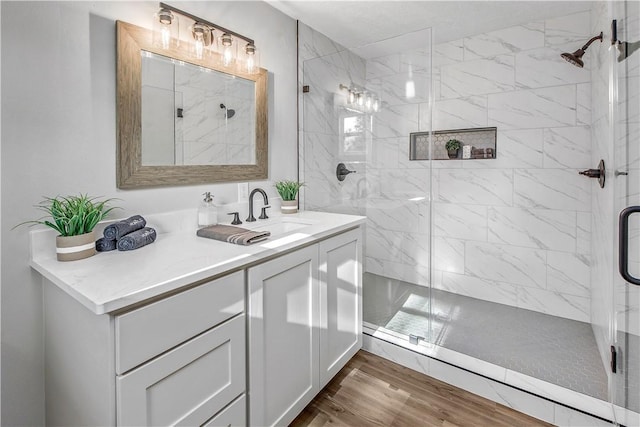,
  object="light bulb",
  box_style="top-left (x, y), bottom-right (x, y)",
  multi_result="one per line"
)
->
top-left (365, 93), bottom-right (372, 111)
top-left (194, 34), bottom-right (204, 59)
top-left (190, 23), bottom-right (210, 60)
top-left (373, 97), bottom-right (380, 112)
top-left (220, 33), bottom-right (235, 67)
top-left (357, 92), bottom-right (364, 107)
top-left (245, 42), bottom-right (257, 74)
top-left (348, 89), bottom-right (356, 104)
top-left (160, 26), bottom-right (171, 49)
